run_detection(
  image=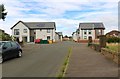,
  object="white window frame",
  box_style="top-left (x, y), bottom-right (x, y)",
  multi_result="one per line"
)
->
top-left (23, 29), bottom-right (27, 33)
top-left (14, 29), bottom-right (19, 35)
top-left (47, 29), bottom-right (50, 33)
